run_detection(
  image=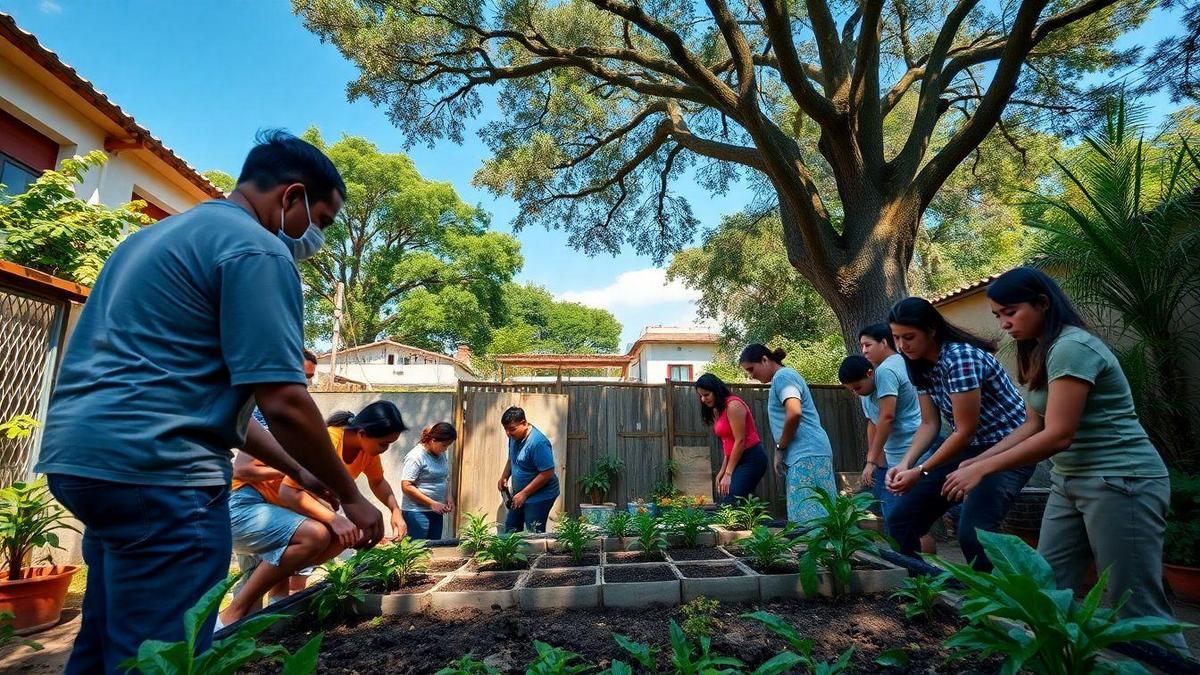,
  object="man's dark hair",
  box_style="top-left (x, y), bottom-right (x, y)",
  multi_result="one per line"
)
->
top-left (302, 349), bottom-right (319, 365)
top-left (501, 406), bottom-right (527, 426)
top-left (838, 355), bottom-right (874, 383)
top-left (237, 129), bottom-right (346, 203)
